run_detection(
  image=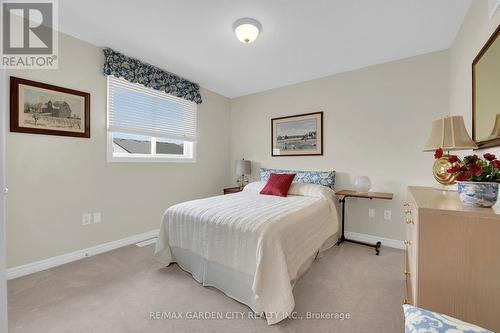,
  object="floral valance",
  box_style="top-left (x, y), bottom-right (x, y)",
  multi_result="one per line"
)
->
top-left (102, 48), bottom-right (202, 104)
